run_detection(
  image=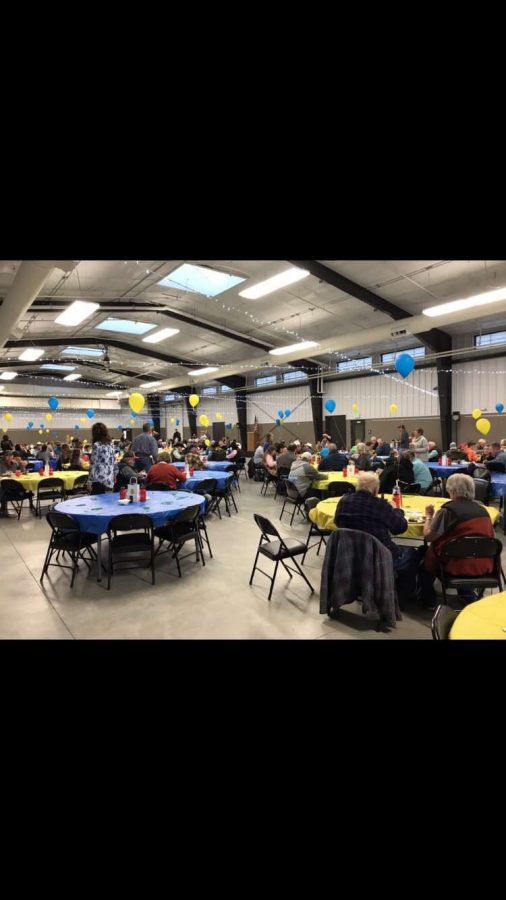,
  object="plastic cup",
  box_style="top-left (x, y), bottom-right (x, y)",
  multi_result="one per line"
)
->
top-left (15, 470), bottom-right (21, 477)
top-left (343, 467), bottom-right (348, 477)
